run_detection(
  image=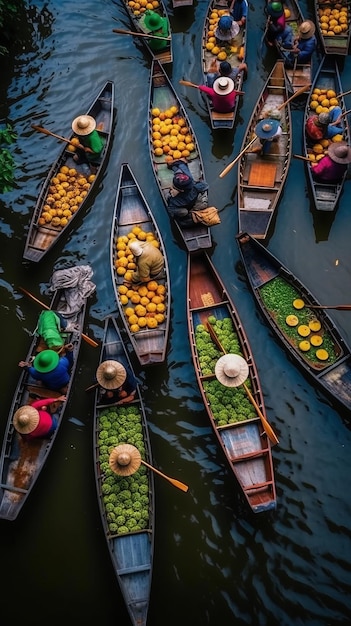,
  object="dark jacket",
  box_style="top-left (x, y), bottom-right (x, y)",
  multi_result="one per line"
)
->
top-left (167, 162), bottom-right (208, 227)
